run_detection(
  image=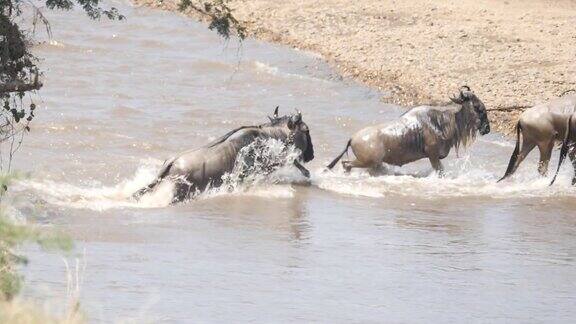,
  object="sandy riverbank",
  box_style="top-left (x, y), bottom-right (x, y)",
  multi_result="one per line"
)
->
top-left (133, 0), bottom-right (576, 134)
